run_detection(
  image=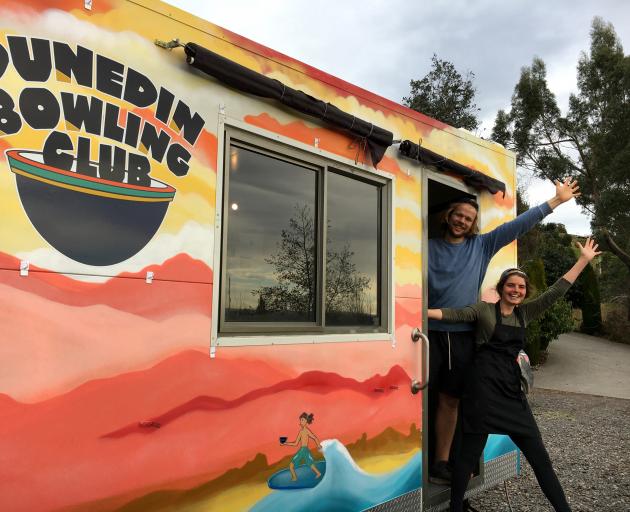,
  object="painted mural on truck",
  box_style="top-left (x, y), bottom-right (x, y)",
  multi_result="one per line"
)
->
top-left (0, 1), bottom-right (517, 511)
